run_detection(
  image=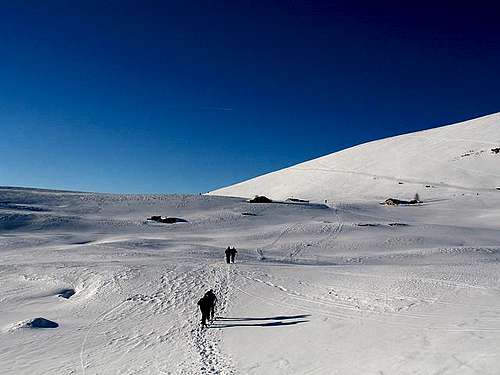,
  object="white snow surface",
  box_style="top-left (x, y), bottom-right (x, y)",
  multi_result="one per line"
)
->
top-left (1, 114), bottom-right (500, 374)
top-left (209, 112), bottom-right (500, 202)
